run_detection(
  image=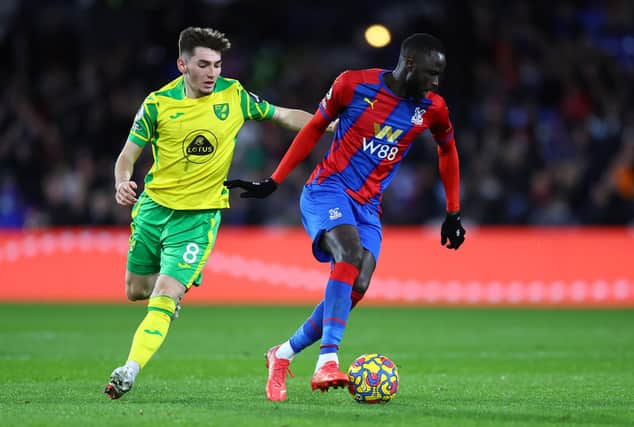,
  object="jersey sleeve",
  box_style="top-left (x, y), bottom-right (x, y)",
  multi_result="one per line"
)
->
top-left (127, 94), bottom-right (158, 147)
top-left (239, 85), bottom-right (275, 121)
top-left (431, 95), bottom-right (460, 212)
top-left (429, 96), bottom-right (454, 145)
top-left (317, 71), bottom-right (354, 122)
